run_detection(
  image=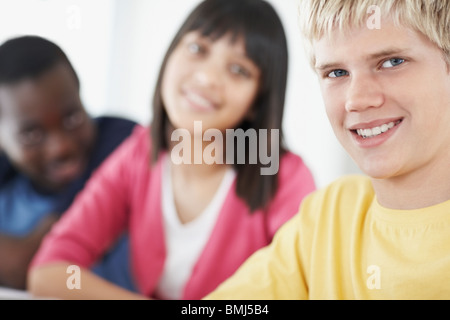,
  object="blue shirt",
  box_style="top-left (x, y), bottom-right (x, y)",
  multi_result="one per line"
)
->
top-left (0, 116), bottom-right (138, 292)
